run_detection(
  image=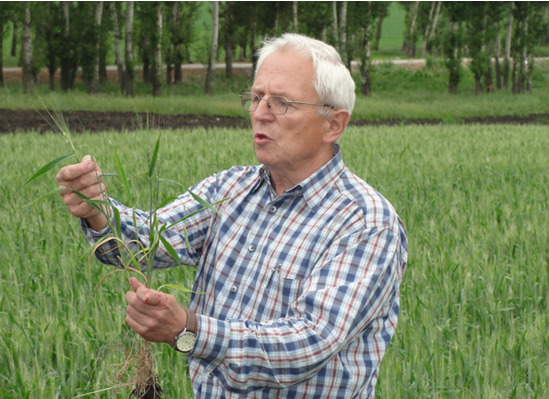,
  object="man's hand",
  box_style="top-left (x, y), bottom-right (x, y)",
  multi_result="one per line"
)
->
top-left (56, 154), bottom-right (109, 231)
top-left (125, 277), bottom-right (187, 346)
